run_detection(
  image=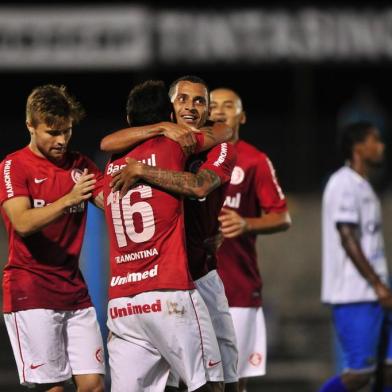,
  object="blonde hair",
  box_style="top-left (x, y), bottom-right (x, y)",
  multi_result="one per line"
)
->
top-left (26, 84), bottom-right (85, 128)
